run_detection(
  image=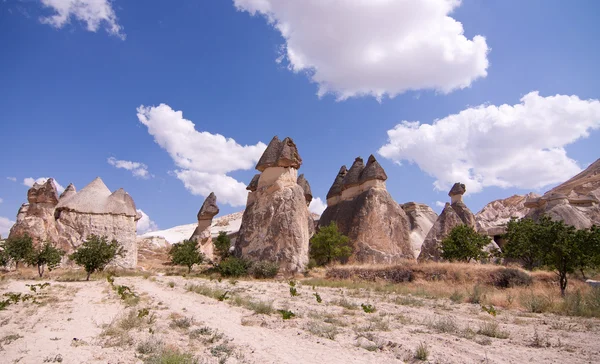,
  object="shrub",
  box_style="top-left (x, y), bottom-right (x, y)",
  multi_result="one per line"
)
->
top-left (310, 222), bottom-right (352, 266)
top-left (218, 257), bottom-right (251, 277)
top-left (491, 268), bottom-right (532, 288)
top-left (169, 239), bottom-right (204, 273)
top-left (520, 291), bottom-right (552, 313)
top-left (414, 342), bottom-right (429, 361)
top-left (69, 235), bottom-right (125, 280)
top-left (3, 234), bottom-right (34, 269)
top-left (477, 321), bottom-right (509, 339)
top-left (278, 309), bottom-right (295, 320)
top-left (441, 225), bottom-right (490, 262)
top-left (213, 231), bottom-right (231, 261)
top-left (27, 241), bottom-right (65, 277)
top-left (249, 261), bottom-right (279, 279)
